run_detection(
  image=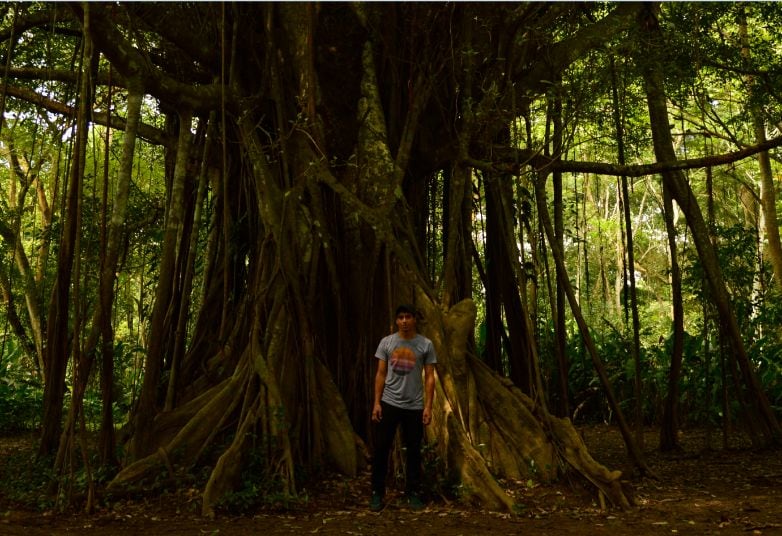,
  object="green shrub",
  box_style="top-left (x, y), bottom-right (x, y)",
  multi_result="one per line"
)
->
top-left (0, 341), bottom-right (42, 432)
